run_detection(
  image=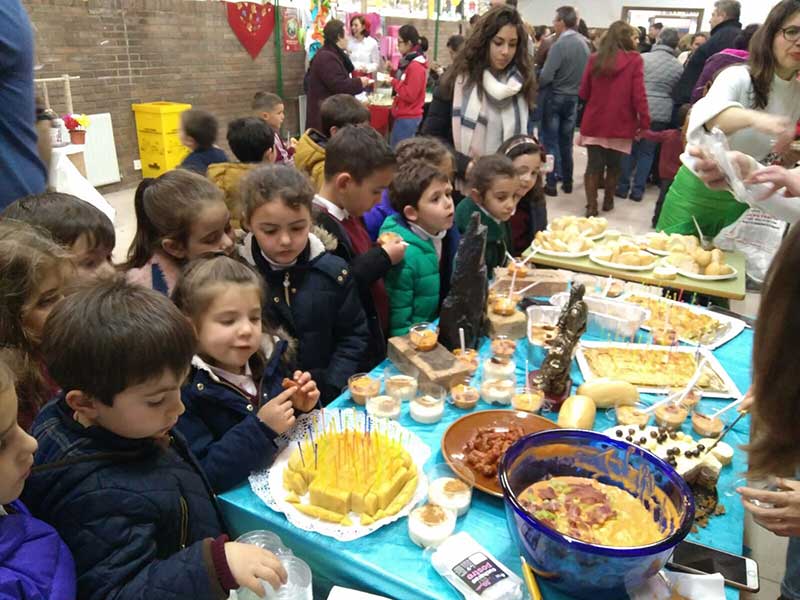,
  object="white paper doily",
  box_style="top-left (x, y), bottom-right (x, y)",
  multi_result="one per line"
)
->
top-left (249, 408), bottom-right (431, 541)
